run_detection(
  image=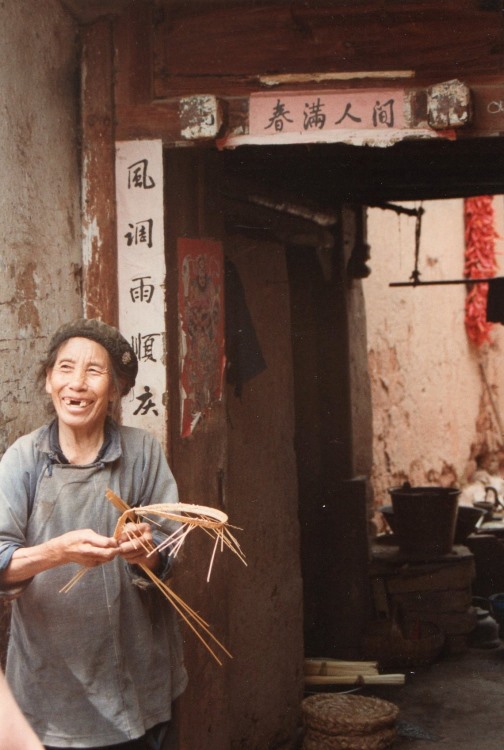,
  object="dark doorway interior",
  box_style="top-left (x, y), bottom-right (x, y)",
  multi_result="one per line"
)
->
top-left (165, 144), bottom-right (375, 659)
top-left (164, 134), bottom-right (504, 663)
